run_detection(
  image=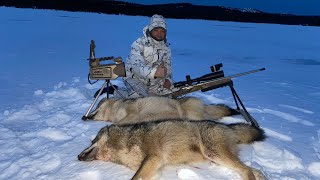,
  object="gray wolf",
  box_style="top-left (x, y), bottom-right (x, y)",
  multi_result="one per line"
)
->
top-left (87, 96), bottom-right (239, 124)
top-left (78, 120), bottom-right (266, 180)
